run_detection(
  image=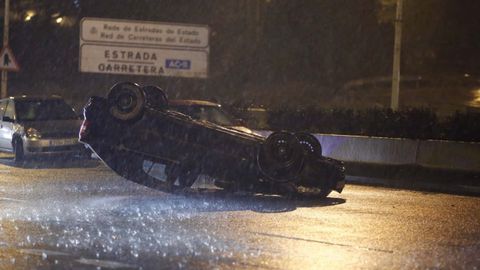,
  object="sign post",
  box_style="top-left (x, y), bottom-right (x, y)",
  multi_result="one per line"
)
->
top-left (79, 18), bottom-right (209, 78)
top-left (391, 0), bottom-right (403, 110)
top-left (1, 0), bottom-right (10, 98)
